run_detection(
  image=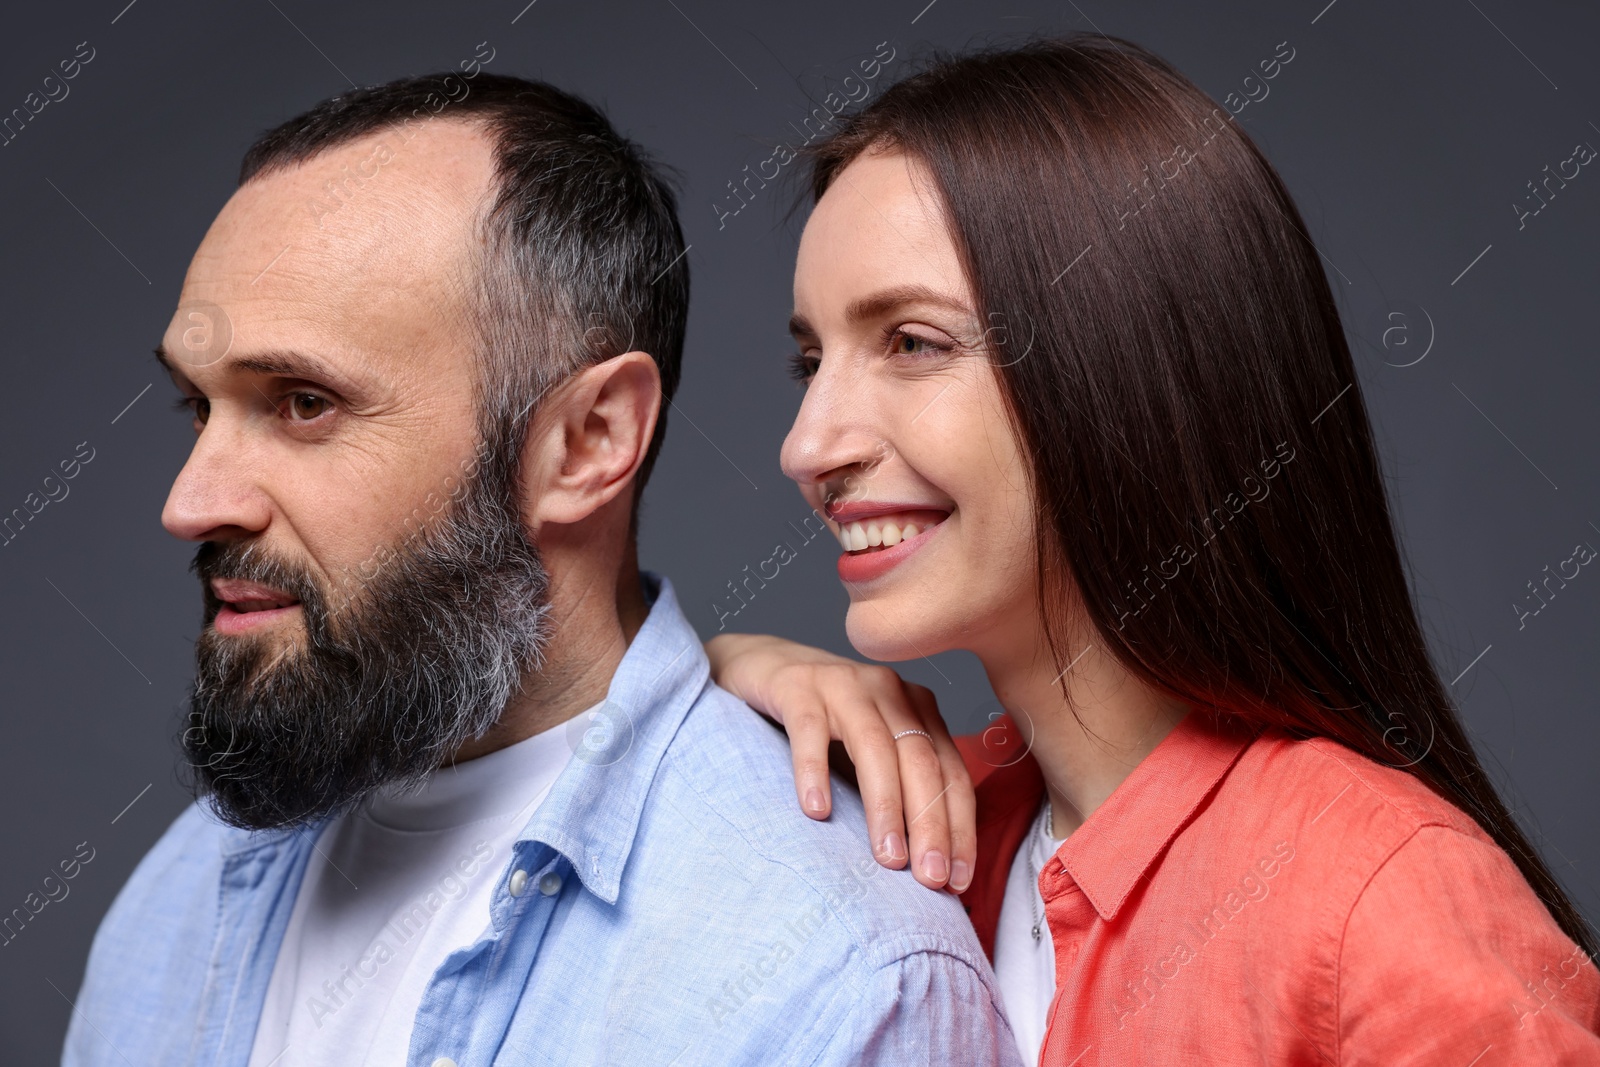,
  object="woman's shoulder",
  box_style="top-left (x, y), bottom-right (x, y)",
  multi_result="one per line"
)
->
top-left (1167, 725), bottom-right (1527, 952)
top-left (1225, 727), bottom-right (1488, 849)
top-left (1336, 816), bottom-right (1600, 1049)
top-left (1248, 729), bottom-right (1484, 838)
top-left (1178, 727), bottom-right (1600, 1055)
